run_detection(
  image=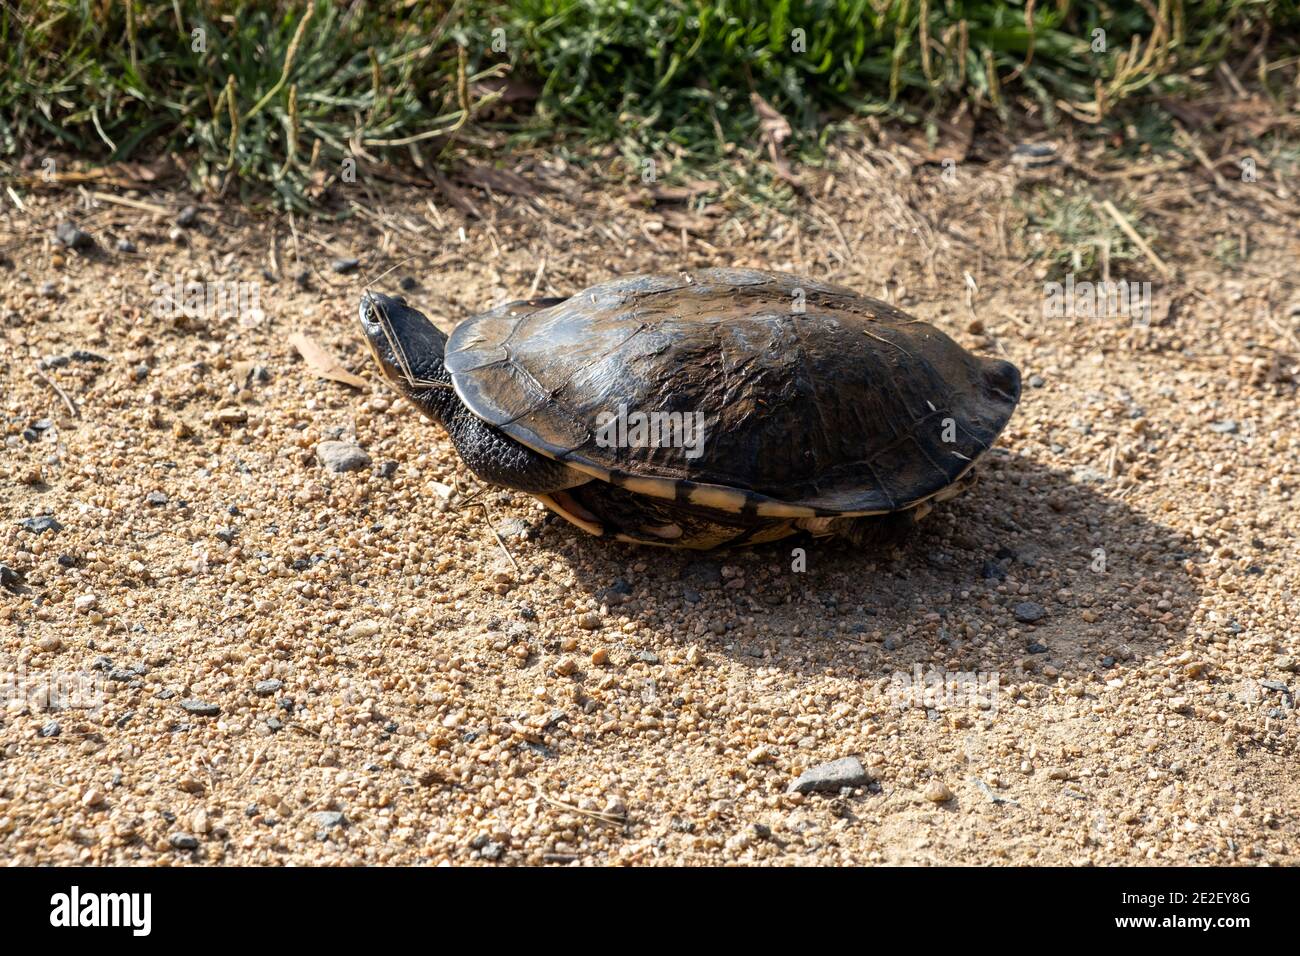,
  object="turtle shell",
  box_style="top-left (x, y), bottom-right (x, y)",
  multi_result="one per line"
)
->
top-left (444, 269), bottom-right (1020, 517)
